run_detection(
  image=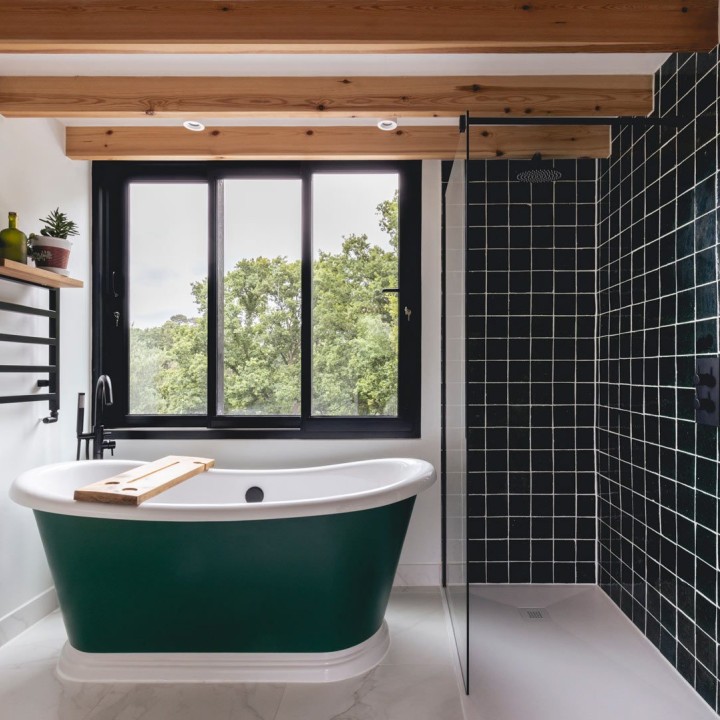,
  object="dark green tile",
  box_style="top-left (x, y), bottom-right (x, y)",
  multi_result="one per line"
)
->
top-left (695, 284), bottom-right (717, 320)
top-left (678, 390), bottom-right (698, 422)
top-left (677, 255), bottom-right (696, 291)
top-left (696, 424), bottom-right (718, 461)
top-left (696, 455), bottom-right (718, 493)
top-left (677, 322), bottom-right (696, 355)
top-left (678, 415), bottom-right (696, 449)
top-left (695, 210), bottom-right (717, 251)
top-left (695, 247), bottom-right (716, 285)
top-left (677, 224), bottom-right (696, 259)
top-left (678, 289), bottom-right (696, 323)
top-left (660, 296), bottom-right (677, 326)
top-left (677, 451), bottom-right (696, 486)
top-left (695, 320), bottom-right (717, 353)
